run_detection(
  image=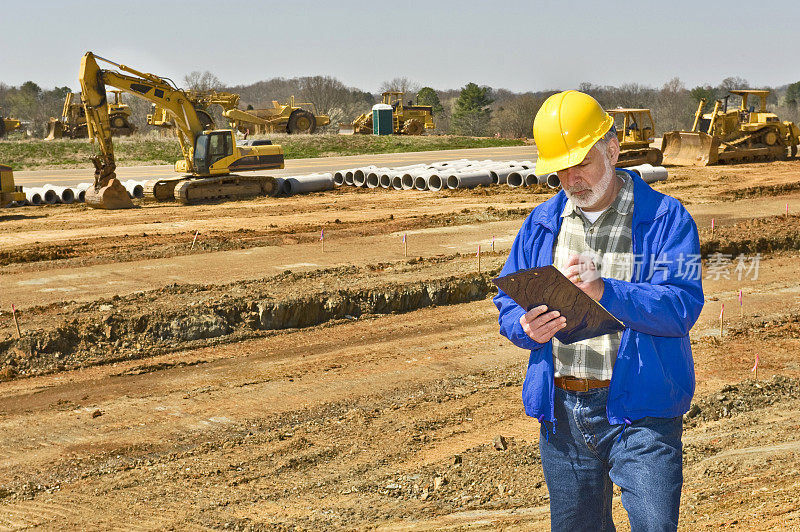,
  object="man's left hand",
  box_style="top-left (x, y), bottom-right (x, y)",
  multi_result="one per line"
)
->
top-left (564, 254), bottom-right (604, 301)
